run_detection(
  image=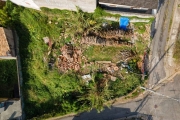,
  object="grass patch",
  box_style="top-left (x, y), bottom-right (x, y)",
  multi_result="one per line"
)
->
top-left (93, 7), bottom-right (121, 18)
top-left (0, 60), bottom-right (18, 98)
top-left (84, 45), bottom-right (130, 62)
top-left (135, 39), bottom-right (147, 54)
top-left (109, 74), bottom-right (142, 98)
top-left (134, 22), bottom-right (147, 34)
